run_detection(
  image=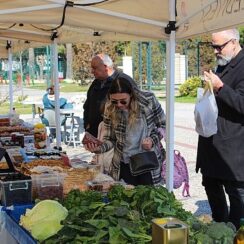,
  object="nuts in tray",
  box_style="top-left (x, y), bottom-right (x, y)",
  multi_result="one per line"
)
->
top-left (37, 184), bottom-right (64, 200)
top-left (32, 173), bottom-right (65, 201)
top-left (18, 159), bottom-right (68, 175)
